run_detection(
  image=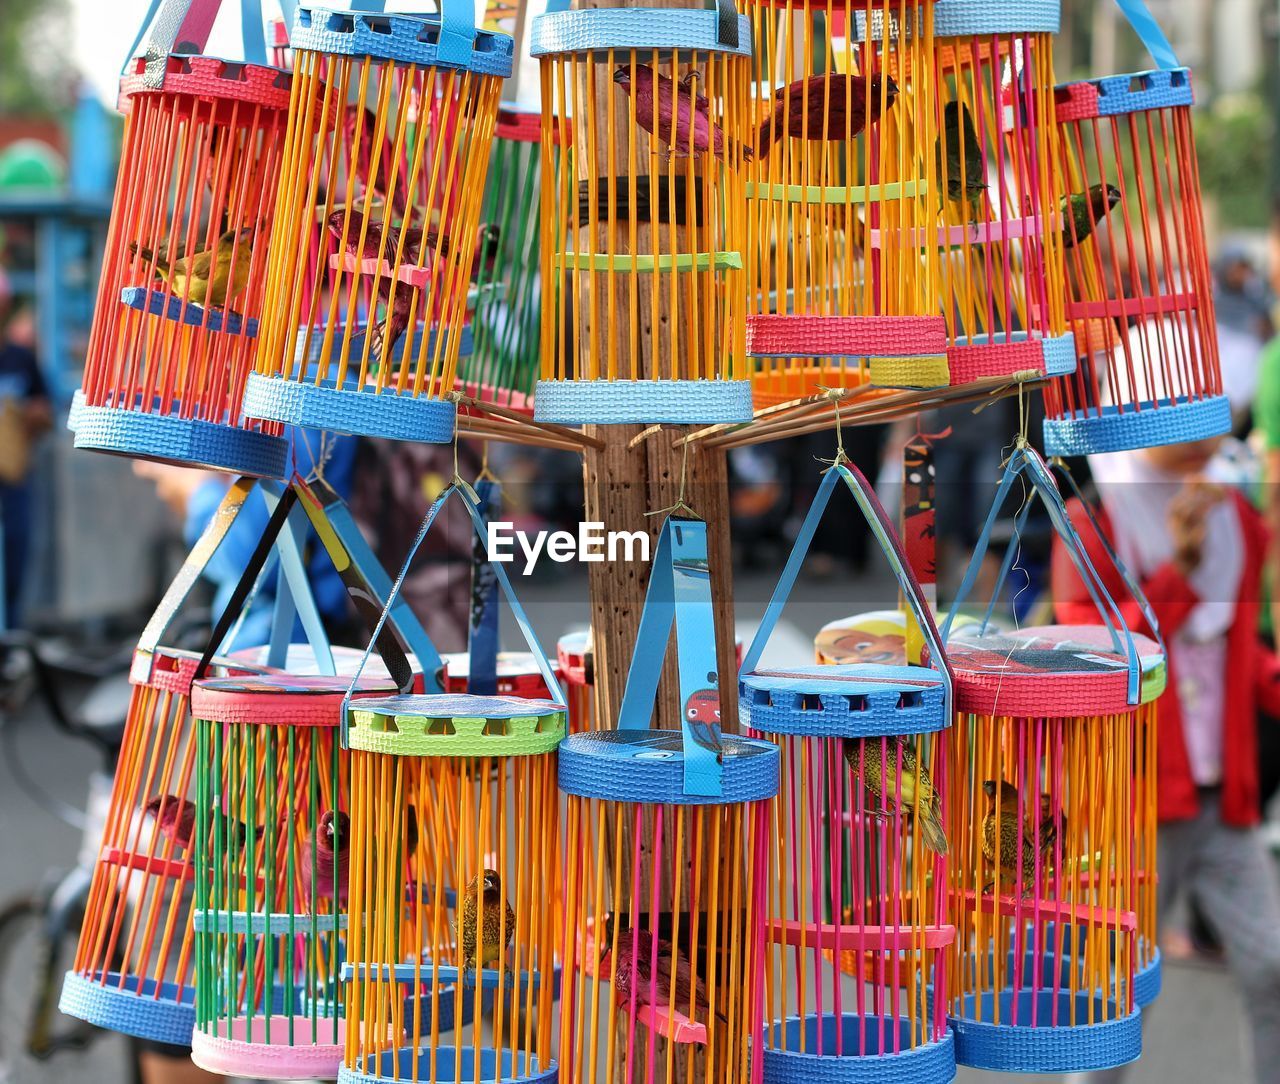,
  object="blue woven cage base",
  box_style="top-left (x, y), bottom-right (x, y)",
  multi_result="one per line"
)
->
top-left (73, 404), bottom-right (289, 478)
top-left (242, 372), bottom-right (457, 443)
top-left (1133, 950), bottom-right (1162, 1009)
top-left (1043, 394), bottom-right (1231, 456)
top-left (739, 664), bottom-right (949, 738)
top-left (951, 989), bottom-right (1141, 1073)
top-left (59, 970), bottom-right (196, 1047)
top-left (534, 379), bottom-right (754, 426)
top-left (759, 1014), bottom-right (956, 1083)
top-left (339, 1046), bottom-right (557, 1084)
top-left (558, 729), bottom-right (779, 805)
